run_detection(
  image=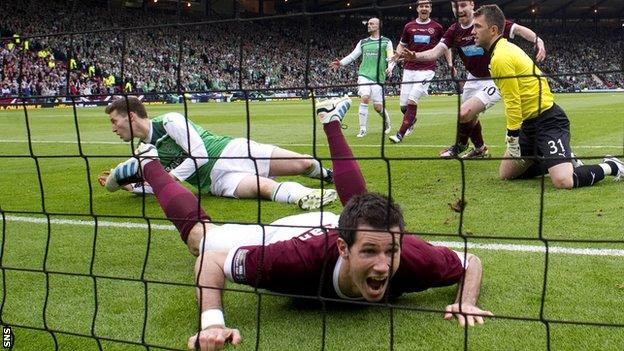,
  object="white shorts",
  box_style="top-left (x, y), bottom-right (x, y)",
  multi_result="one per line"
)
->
top-left (210, 138), bottom-right (275, 198)
top-left (399, 69), bottom-right (435, 106)
top-left (357, 76), bottom-right (384, 104)
top-left (462, 73), bottom-right (501, 109)
top-left (201, 212), bottom-right (340, 254)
